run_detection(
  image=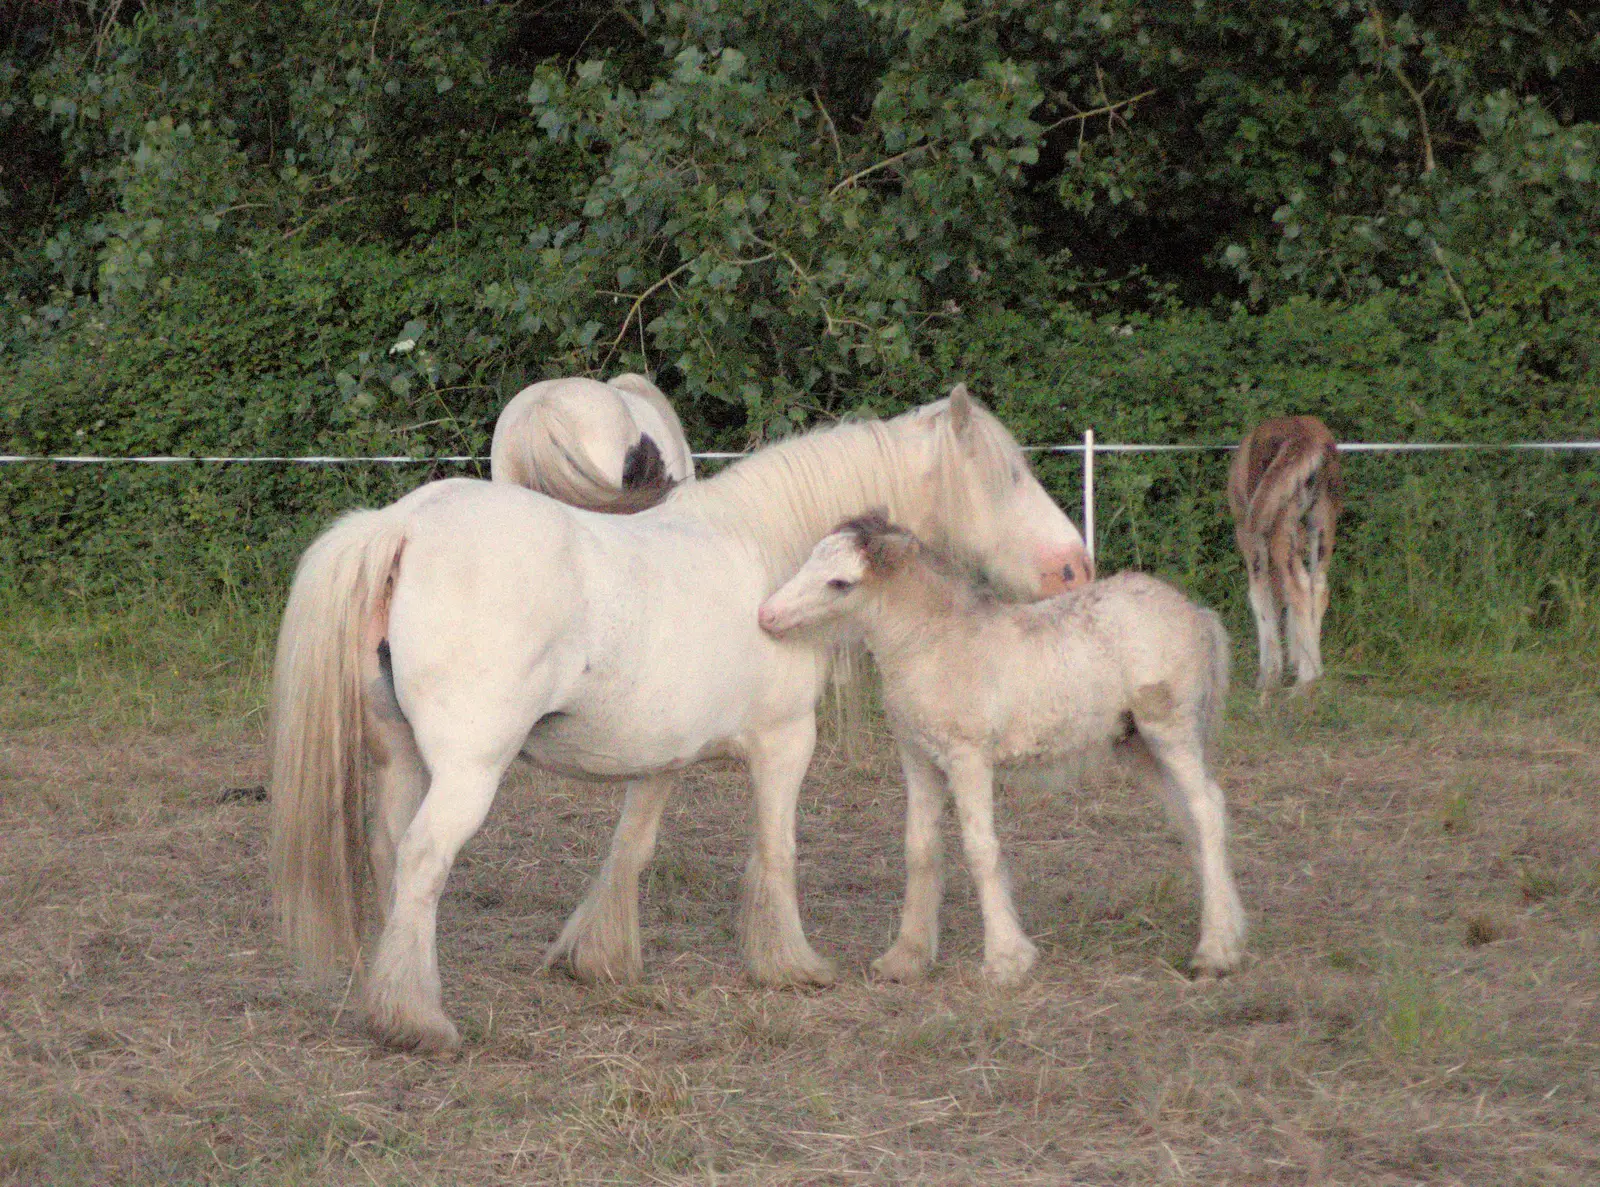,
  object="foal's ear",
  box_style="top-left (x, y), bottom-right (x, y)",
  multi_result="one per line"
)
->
top-left (948, 383), bottom-right (972, 436)
top-left (862, 526), bottom-right (917, 575)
